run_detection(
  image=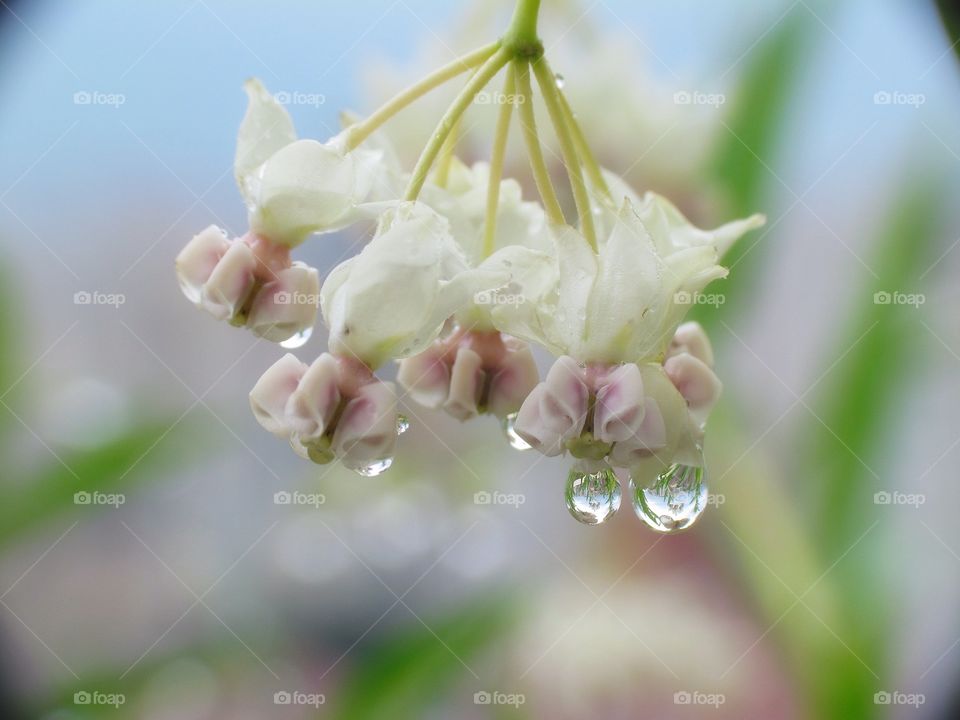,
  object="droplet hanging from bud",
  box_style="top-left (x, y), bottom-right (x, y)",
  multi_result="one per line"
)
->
top-left (280, 326), bottom-right (313, 349)
top-left (396, 415), bottom-right (410, 435)
top-left (347, 457), bottom-right (394, 477)
top-left (564, 462), bottom-right (621, 525)
top-left (631, 457), bottom-right (708, 533)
